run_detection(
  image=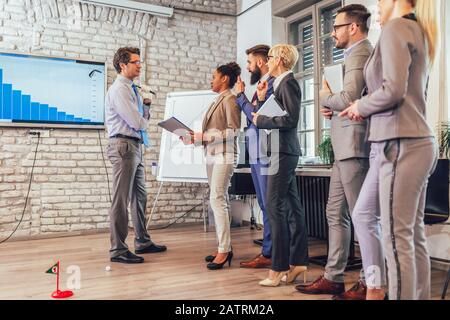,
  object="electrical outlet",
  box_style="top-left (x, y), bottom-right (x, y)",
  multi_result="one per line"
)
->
top-left (28, 129), bottom-right (50, 138)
